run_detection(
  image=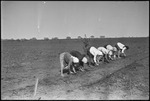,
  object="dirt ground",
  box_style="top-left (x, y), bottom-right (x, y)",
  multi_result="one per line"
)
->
top-left (1, 37), bottom-right (149, 100)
